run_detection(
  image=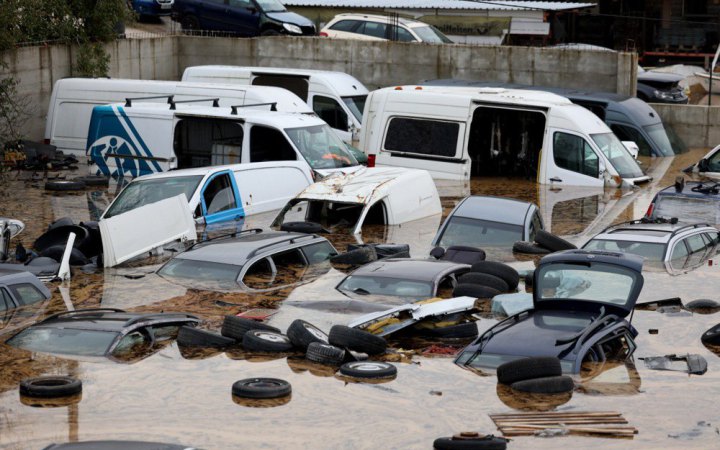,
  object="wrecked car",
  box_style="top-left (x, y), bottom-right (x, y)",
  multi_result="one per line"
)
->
top-left (455, 250), bottom-right (644, 373)
top-left (0, 271), bottom-right (51, 311)
top-left (6, 308), bottom-right (200, 362)
top-left (336, 258), bottom-right (469, 301)
top-left (684, 144), bottom-right (720, 180)
top-left (645, 179), bottom-right (720, 226)
top-left (432, 196), bottom-right (544, 249)
top-left (271, 167), bottom-right (441, 235)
